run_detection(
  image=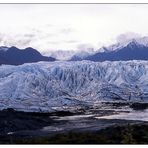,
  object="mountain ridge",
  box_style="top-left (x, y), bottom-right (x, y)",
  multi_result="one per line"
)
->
top-left (79, 38), bottom-right (148, 61)
top-left (0, 46), bottom-right (56, 65)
